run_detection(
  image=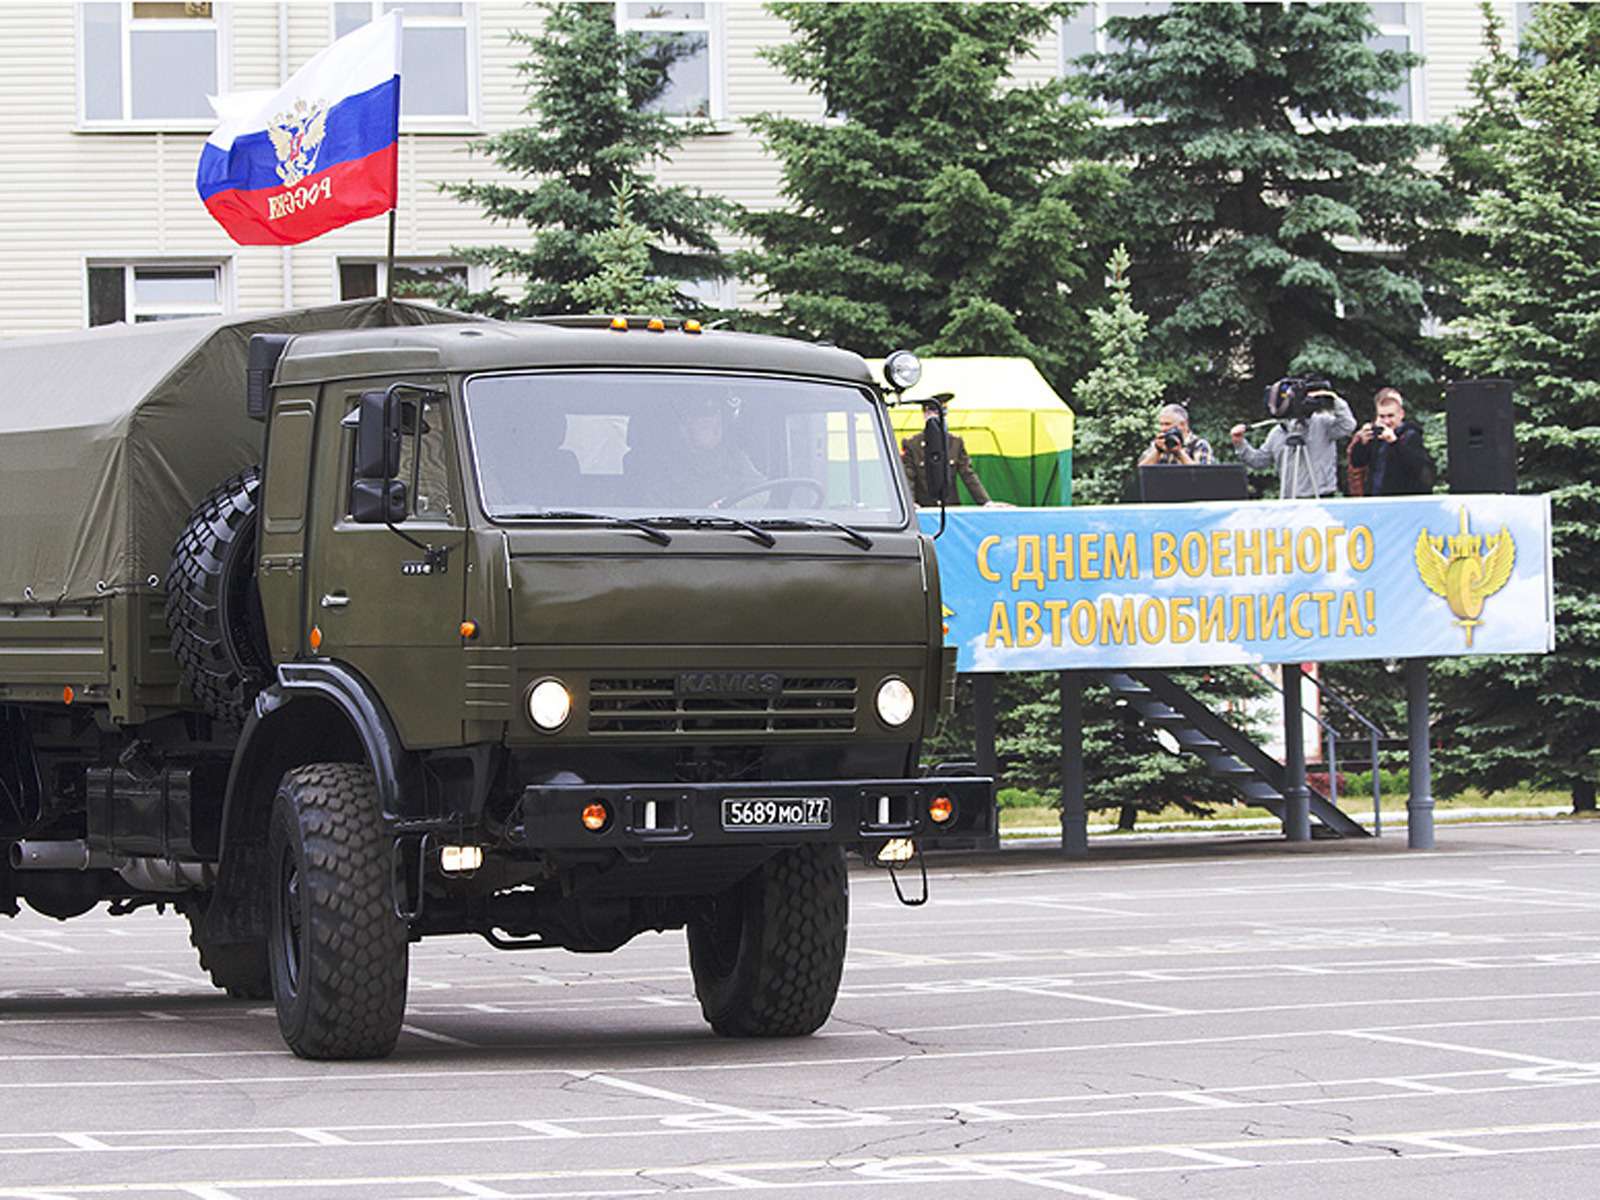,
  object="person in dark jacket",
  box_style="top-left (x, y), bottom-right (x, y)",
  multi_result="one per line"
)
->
top-left (901, 398), bottom-right (993, 506)
top-left (1349, 388), bottom-right (1433, 495)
